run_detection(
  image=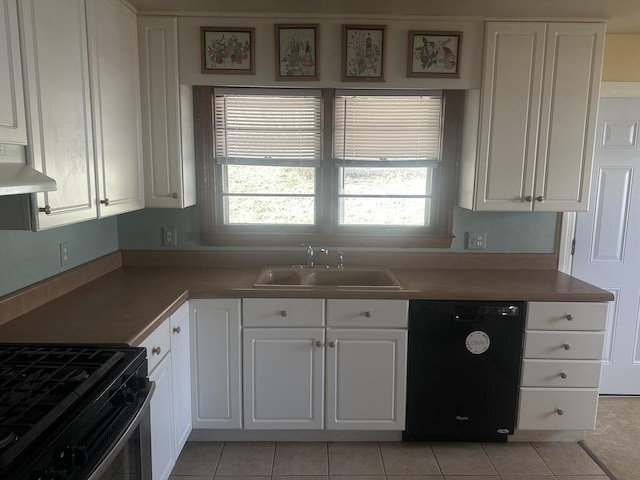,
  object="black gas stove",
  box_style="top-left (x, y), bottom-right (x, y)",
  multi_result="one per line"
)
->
top-left (0, 344), bottom-right (150, 480)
